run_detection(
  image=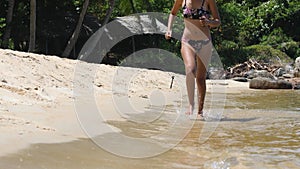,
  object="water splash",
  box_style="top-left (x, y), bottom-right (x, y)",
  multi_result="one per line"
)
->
top-left (204, 157), bottom-right (239, 169)
top-left (203, 111), bottom-right (223, 122)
